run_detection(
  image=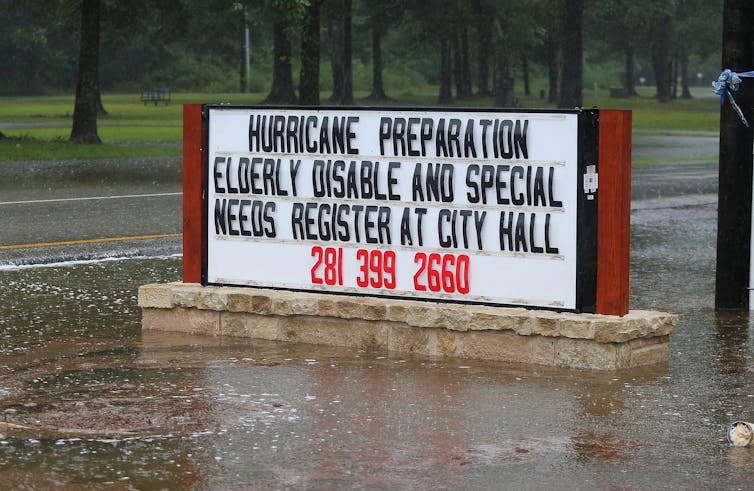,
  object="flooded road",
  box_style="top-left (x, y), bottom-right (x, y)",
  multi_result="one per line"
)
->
top-left (0, 157), bottom-right (182, 266)
top-left (2, 134), bottom-right (754, 489)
